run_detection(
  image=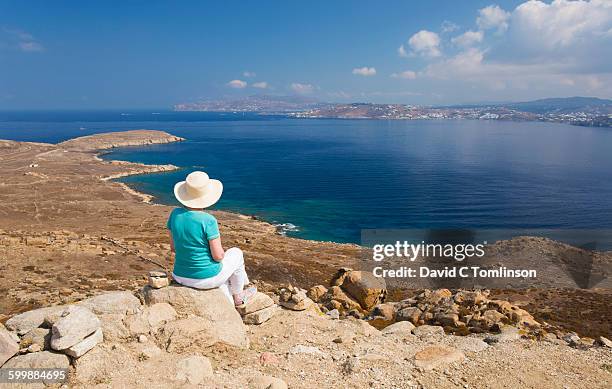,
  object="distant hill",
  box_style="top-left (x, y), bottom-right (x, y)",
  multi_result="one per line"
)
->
top-left (174, 95), bottom-right (323, 112)
top-left (506, 97), bottom-right (612, 114)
